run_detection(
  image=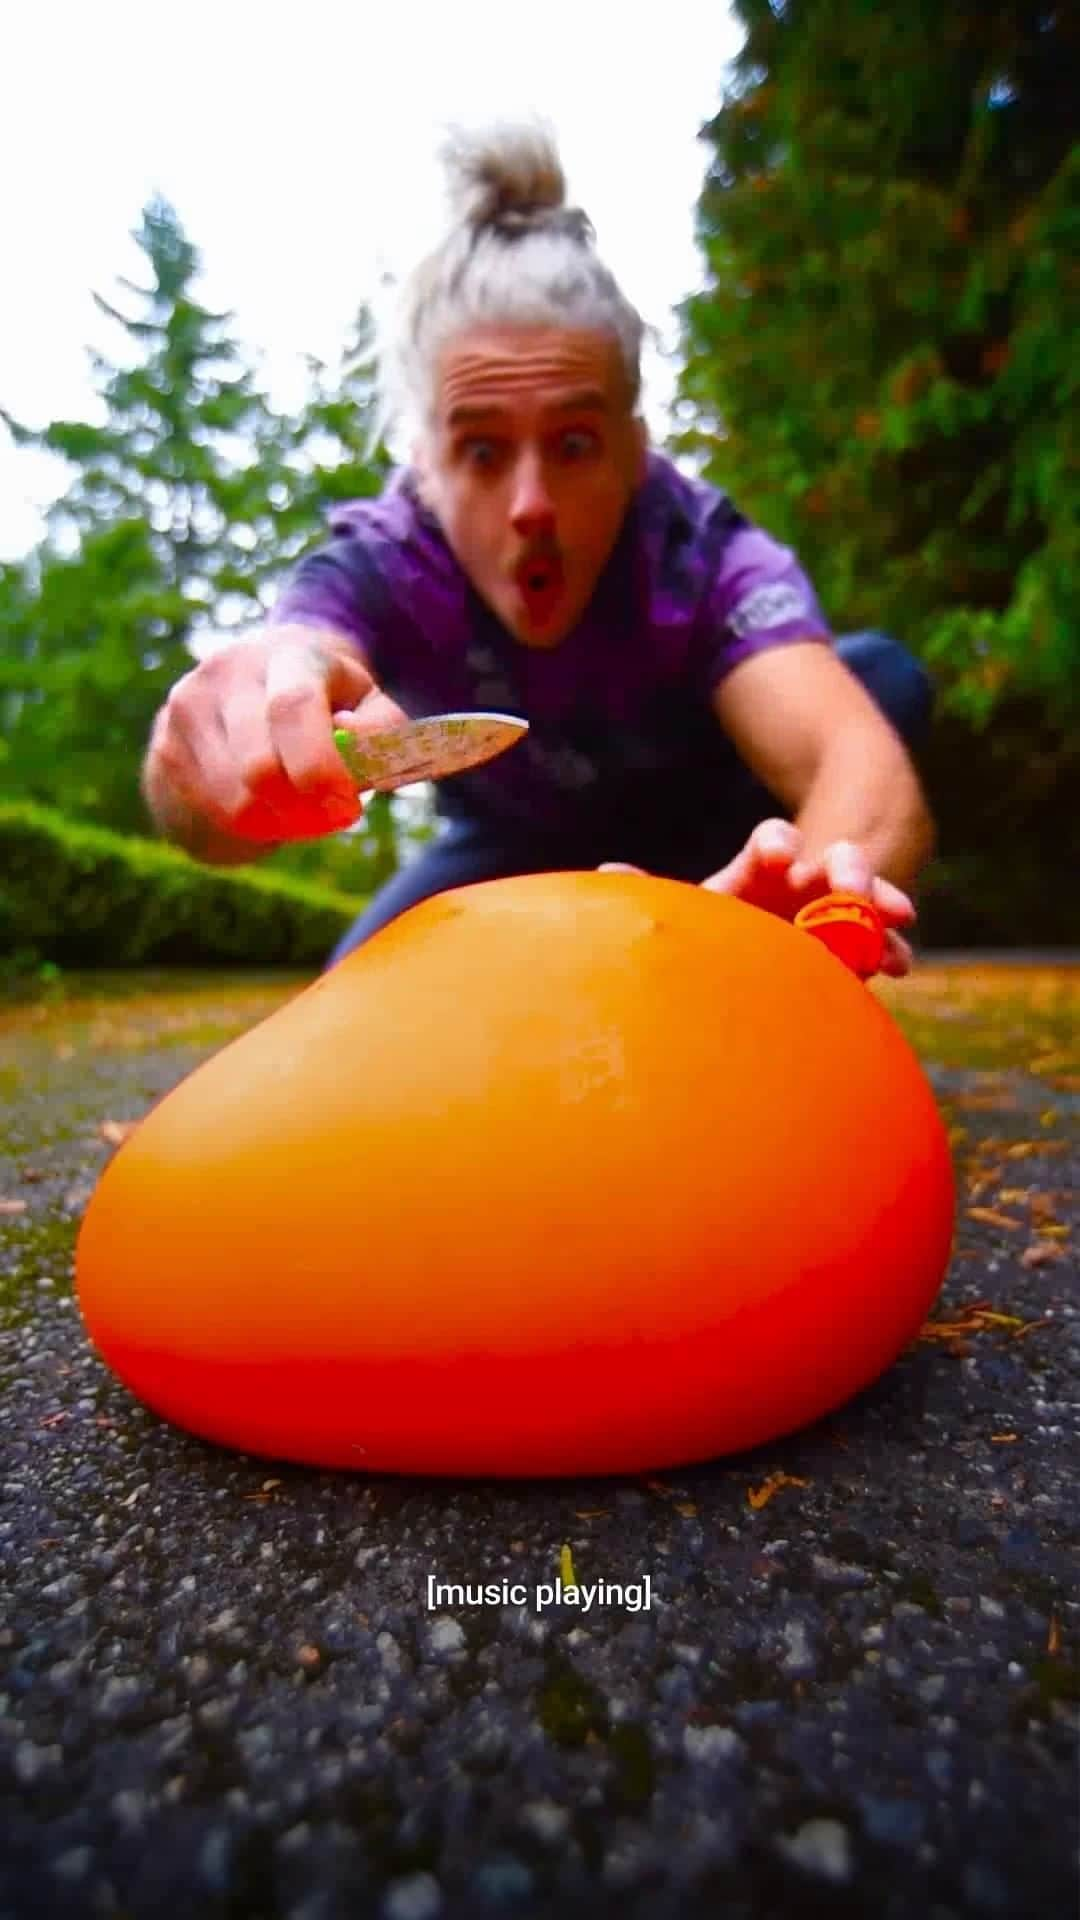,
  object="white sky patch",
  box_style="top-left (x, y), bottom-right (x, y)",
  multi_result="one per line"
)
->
top-left (0, 0), bottom-right (742, 560)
